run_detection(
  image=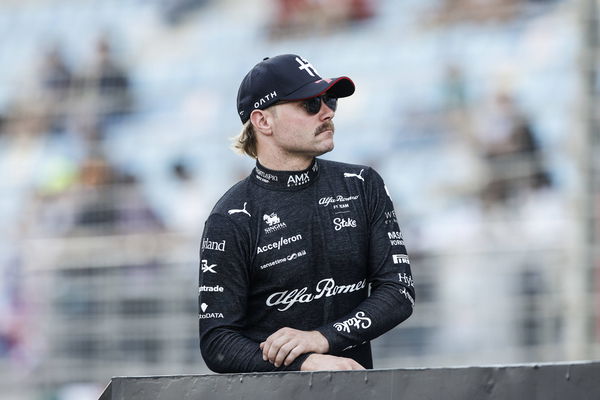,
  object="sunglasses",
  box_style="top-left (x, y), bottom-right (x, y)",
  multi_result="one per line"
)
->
top-left (279, 94), bottom-right (338, 115)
